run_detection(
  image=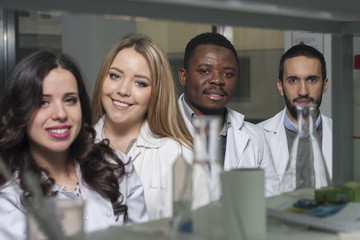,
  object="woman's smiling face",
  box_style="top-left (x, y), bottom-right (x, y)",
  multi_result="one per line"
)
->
top-left (27, 68), bottom-right (82, 156)
top-left (101, 47), bottom-right (152, 128)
